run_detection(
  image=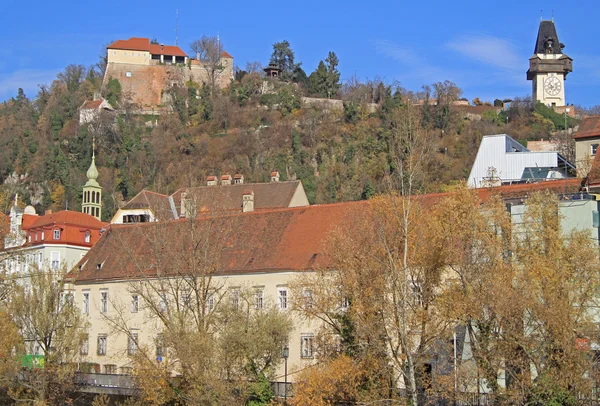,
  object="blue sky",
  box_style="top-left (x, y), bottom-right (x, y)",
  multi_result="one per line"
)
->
top-left (2, 0), bottom-right (599, 106)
